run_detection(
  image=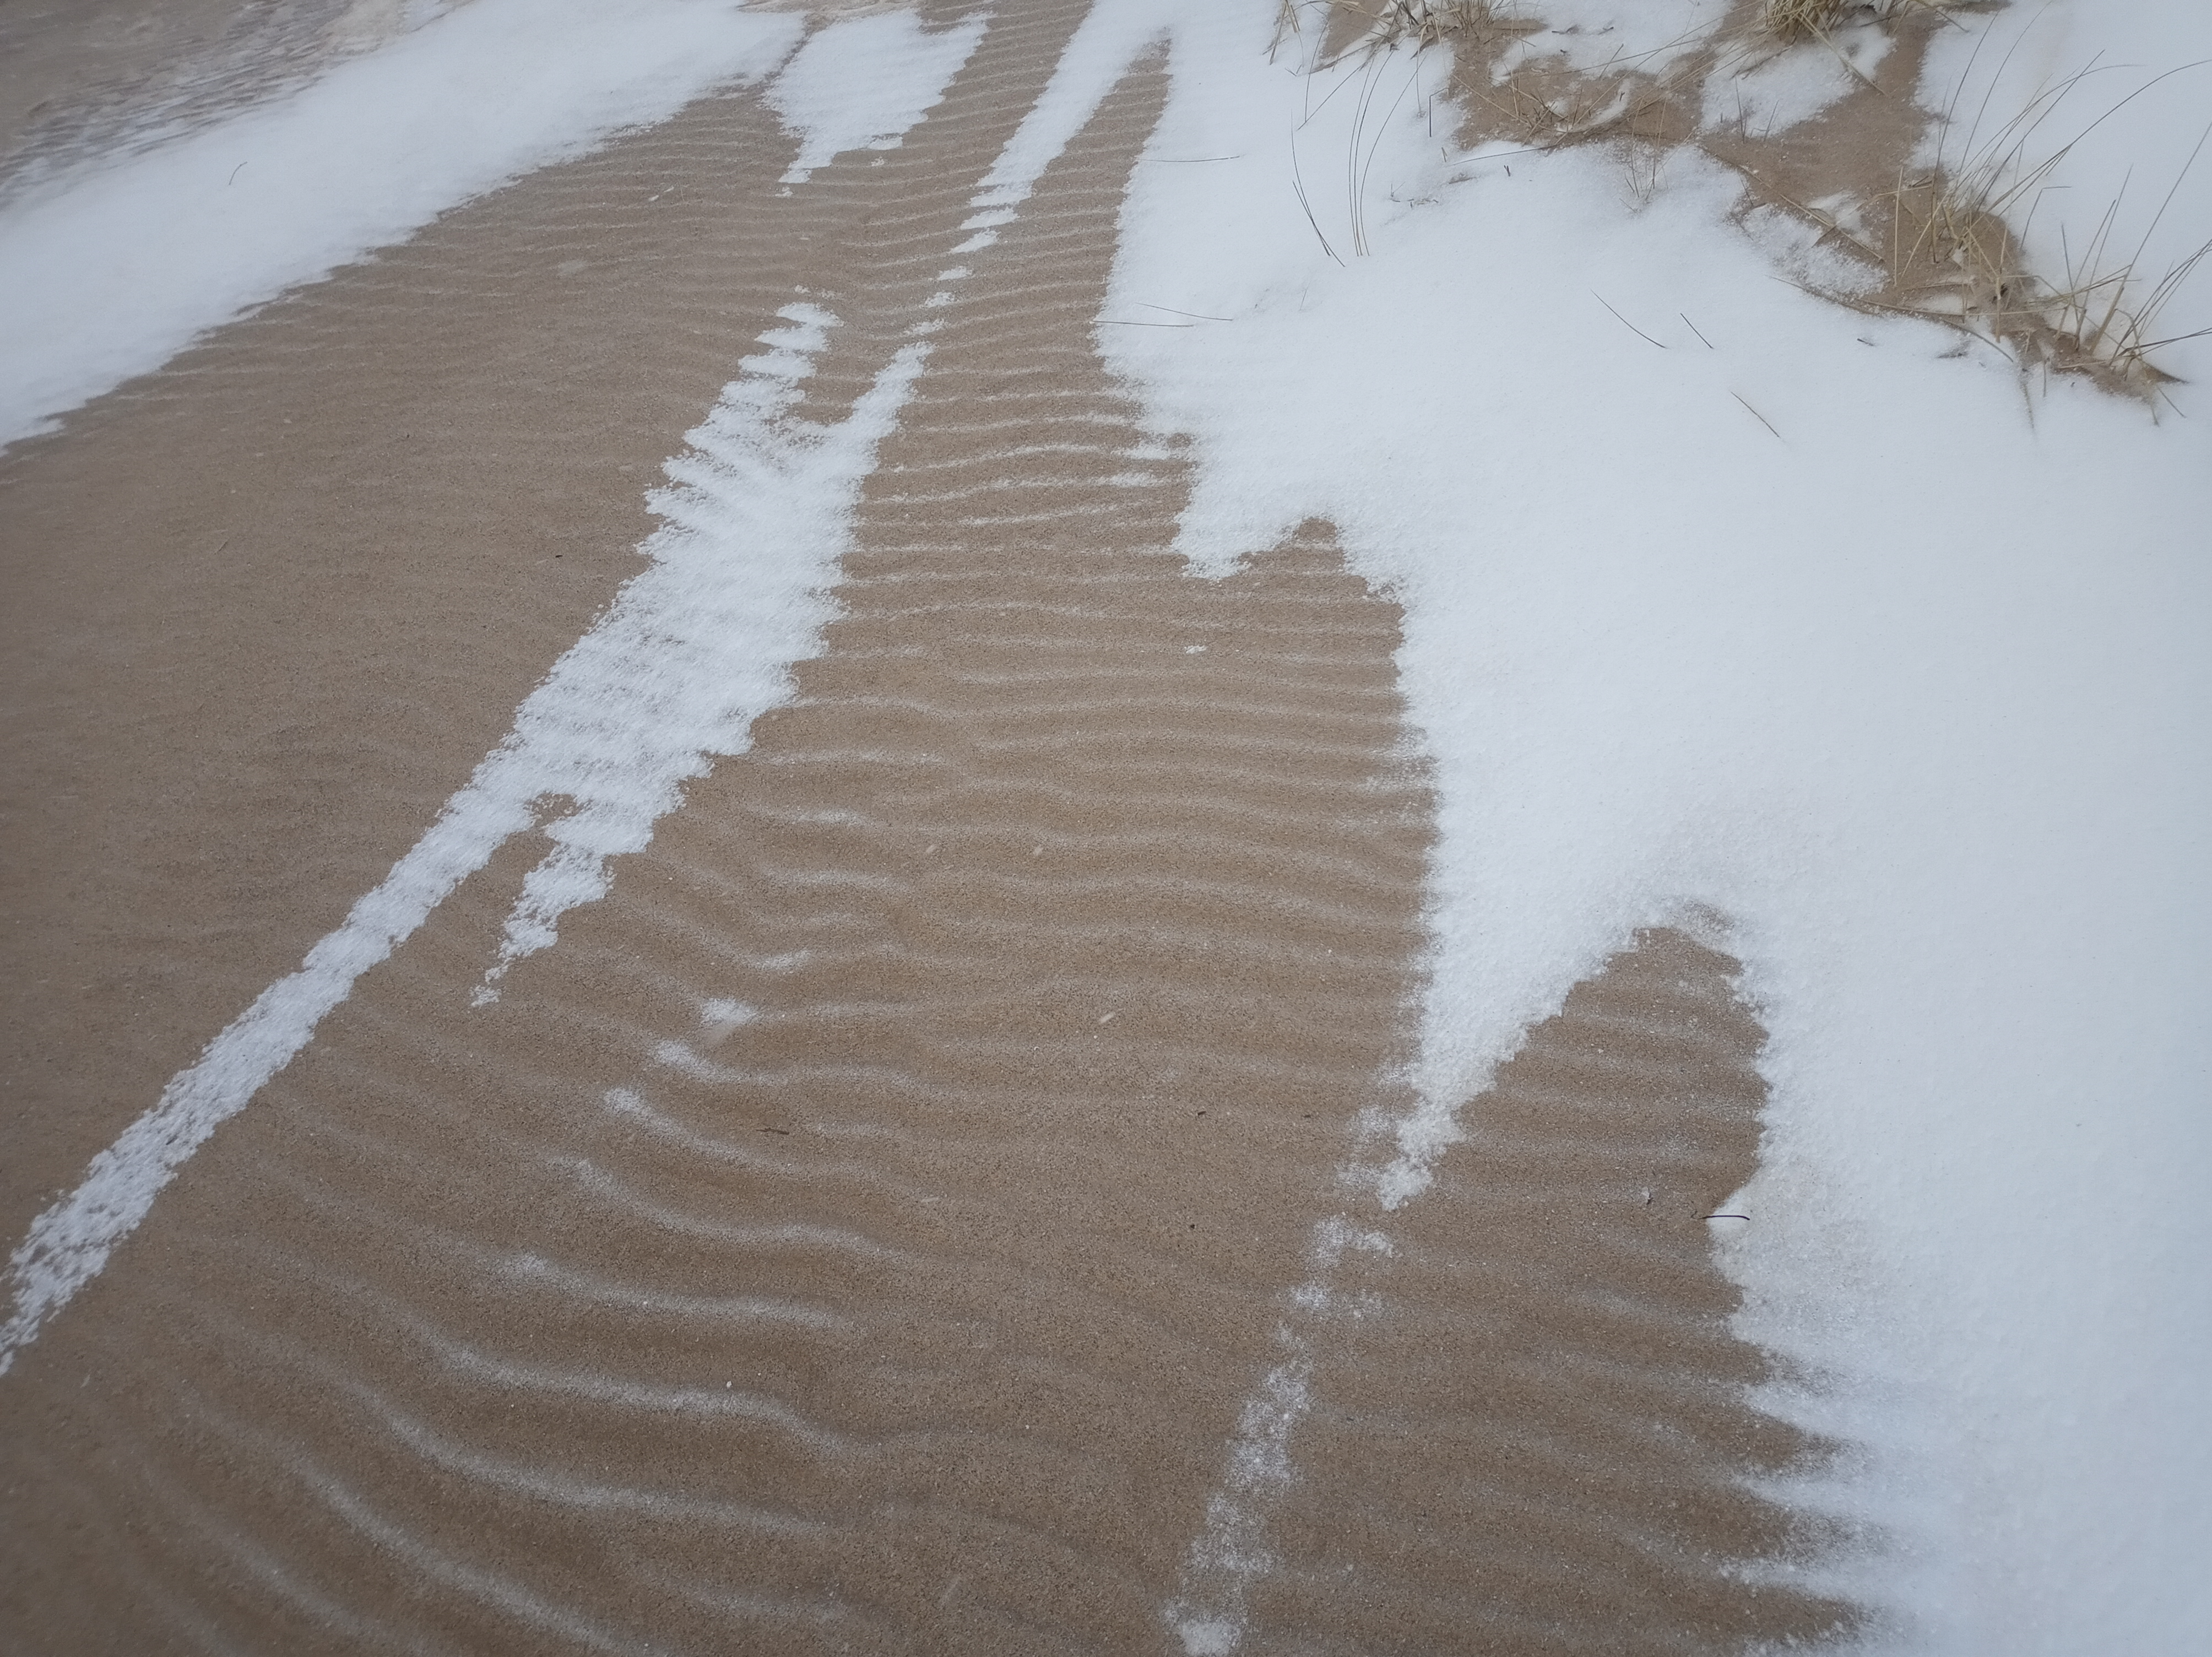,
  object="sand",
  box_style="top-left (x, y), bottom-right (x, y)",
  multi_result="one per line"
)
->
top-left (0, 4), bottom-right (1845, 1650)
